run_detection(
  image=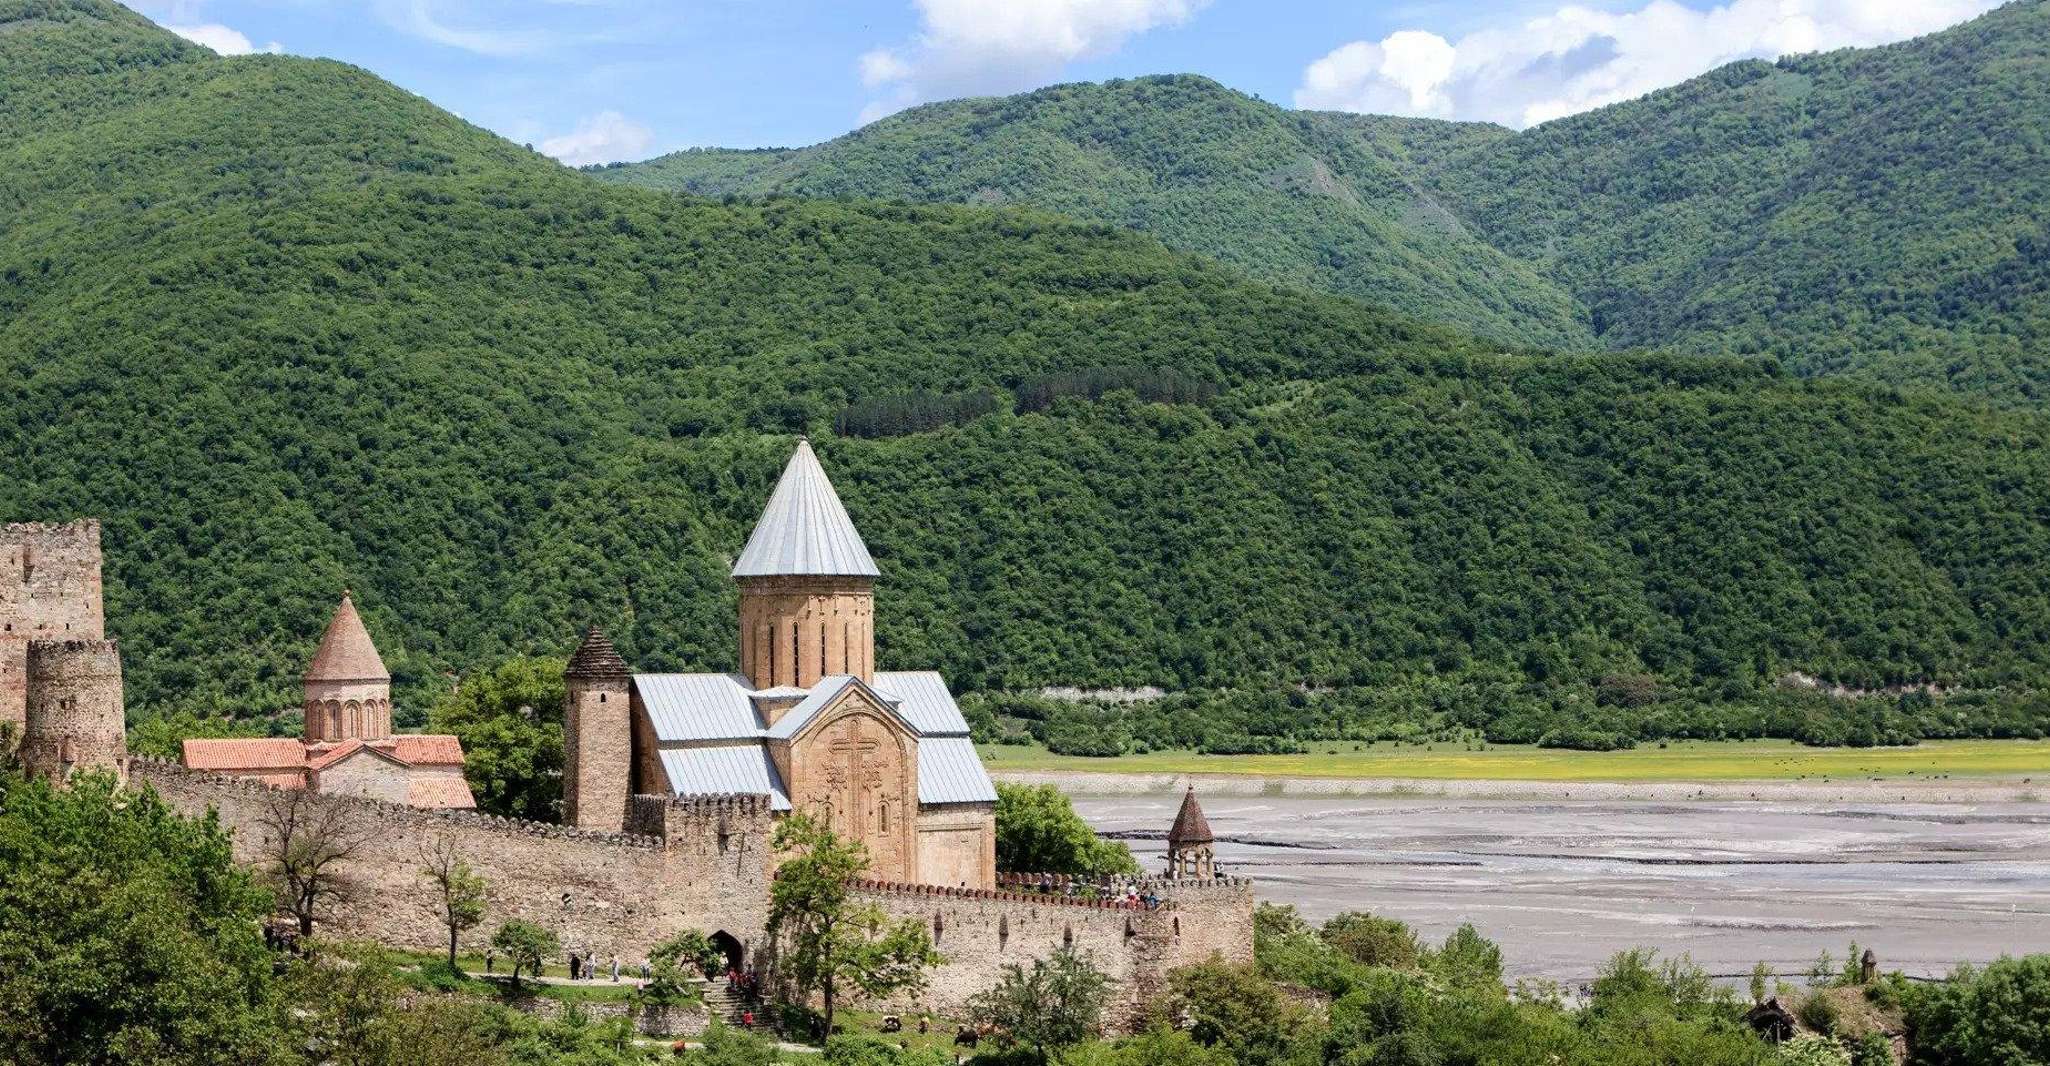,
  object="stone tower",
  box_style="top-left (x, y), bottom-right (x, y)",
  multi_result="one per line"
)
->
top-left (1, 520), bottom-right (105, 739)
top-left (563, 626), bottom-right (632, 831)
top-left (732, 439), bottom-right (880, 696)
top-left (20, 638), bottom-right (126, 784)
top-left (1166, 786), bottom-right (1215, 879)
top-left (303, 592), bottom-right (392, 743)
